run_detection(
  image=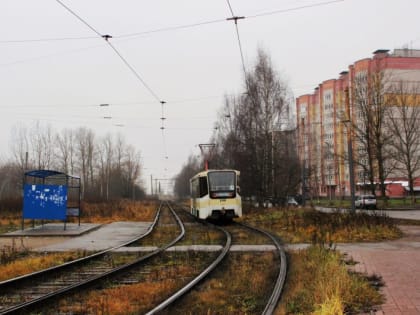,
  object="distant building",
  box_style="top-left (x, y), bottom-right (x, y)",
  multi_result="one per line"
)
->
top-left (296, 49), bottom-right (420, 198)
